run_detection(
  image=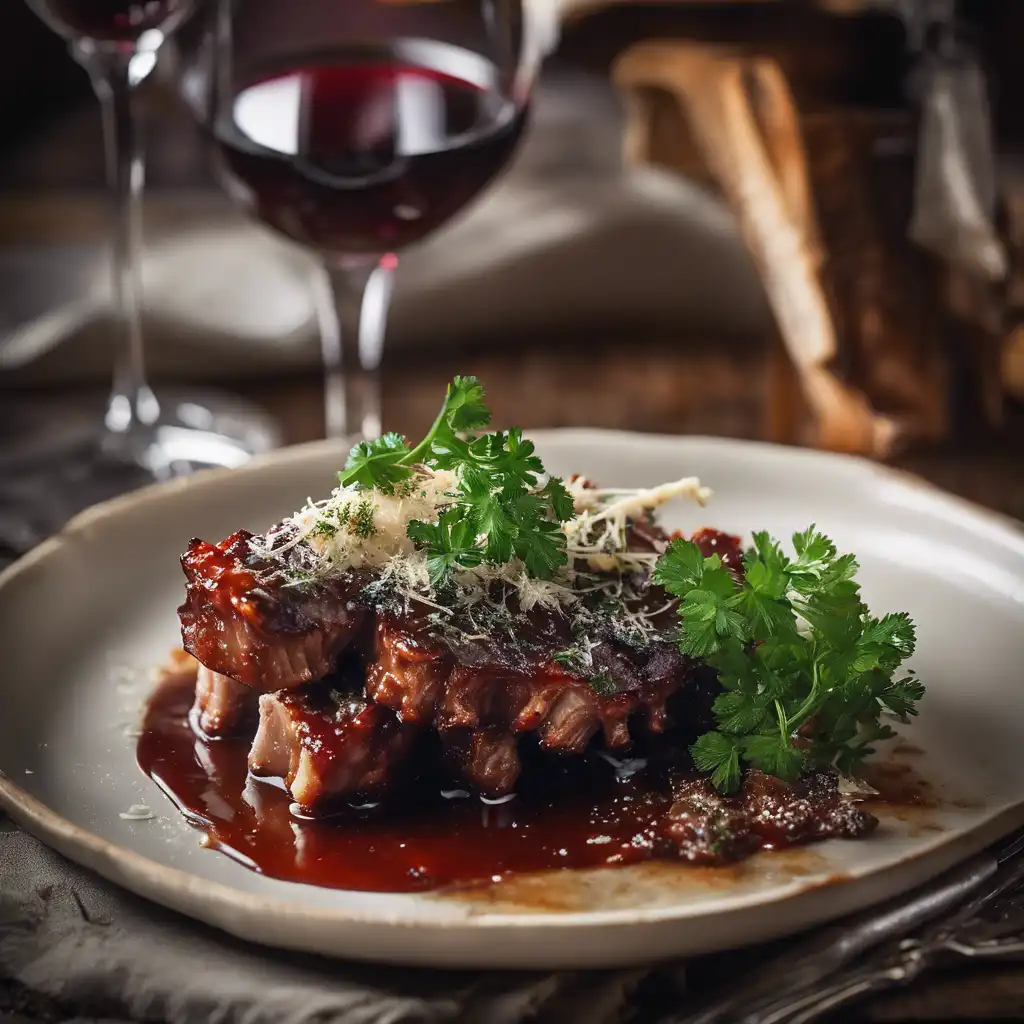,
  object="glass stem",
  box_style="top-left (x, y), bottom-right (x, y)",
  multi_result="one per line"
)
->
top-left (315, 255), bottom-right (397, 441)
top-left (79, 44), bottom-right (158, 438)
